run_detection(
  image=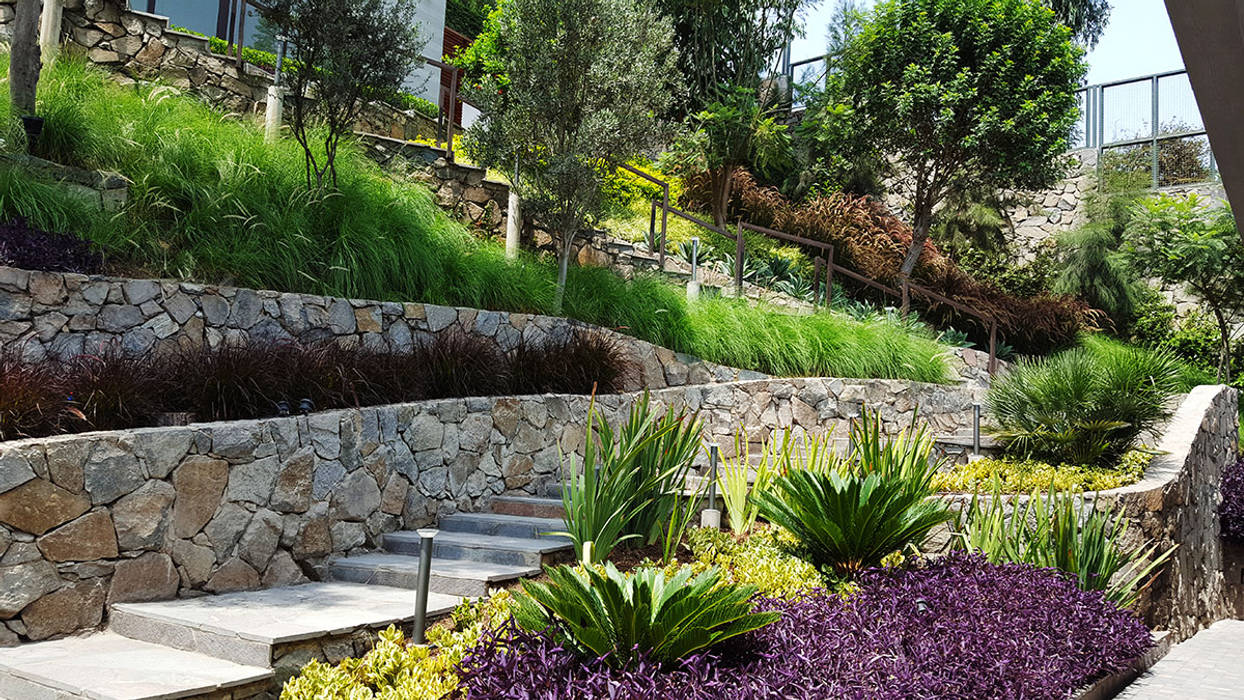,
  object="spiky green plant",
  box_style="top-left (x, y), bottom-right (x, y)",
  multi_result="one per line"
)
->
top-left (514, 562), bottom-right (780, 666)
top-left (953, 482), bottom-right (1176, 608)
